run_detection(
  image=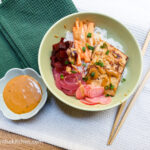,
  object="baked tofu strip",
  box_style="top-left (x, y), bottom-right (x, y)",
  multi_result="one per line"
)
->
top-left (89, 40), bottom-right (128, 96)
